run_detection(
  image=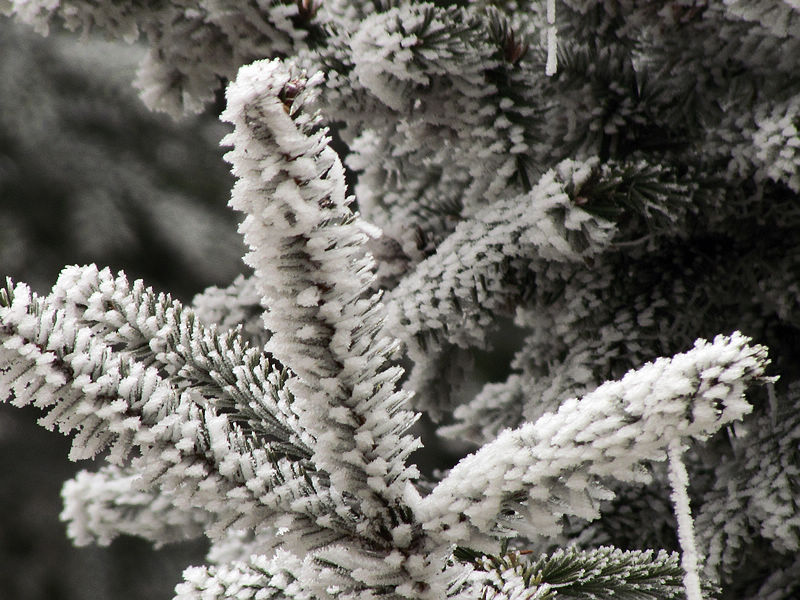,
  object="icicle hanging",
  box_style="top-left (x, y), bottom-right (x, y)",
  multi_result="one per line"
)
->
top-left (667, 438), bottom-right (703, 600)
top-left (545, 0), bottom-right (558, 76)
